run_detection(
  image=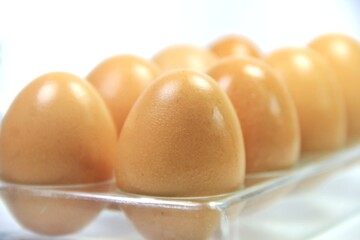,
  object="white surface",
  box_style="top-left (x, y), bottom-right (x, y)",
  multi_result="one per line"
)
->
top-left (0, 199), bottom-right (22, 231)
top-left (232, 165), bottom-right (360, 240)
top-left (311, 212), bottom-right (360, 240)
